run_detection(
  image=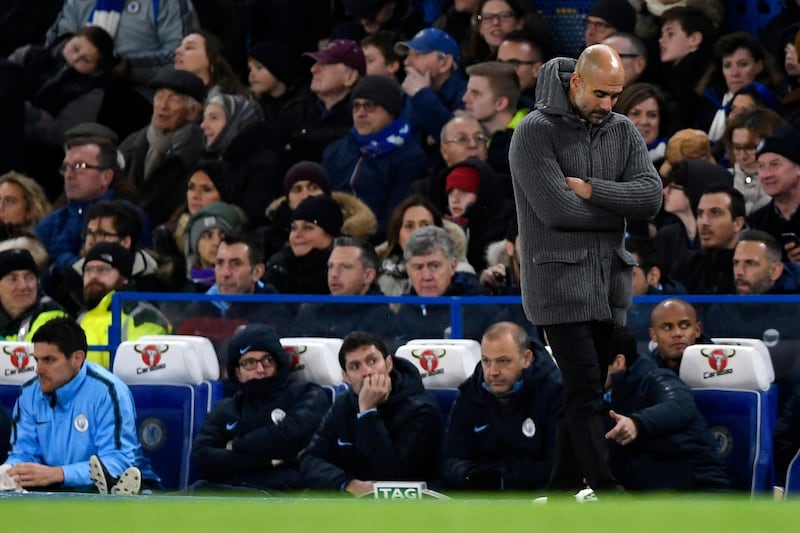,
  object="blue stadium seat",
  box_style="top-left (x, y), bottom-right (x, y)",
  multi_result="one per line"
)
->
top-left (395, 340), bottom-right (480, 426)
top-left (0, 341), bottom-right (35, 415)
top-left (114, 339), bottom-right (217, 490)
top-left (680, 343), bottom-right (777, 494)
